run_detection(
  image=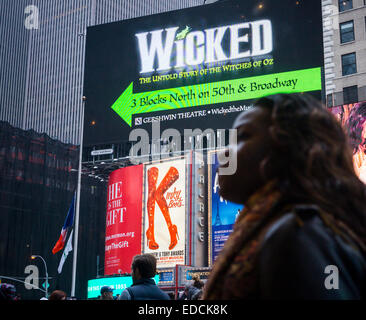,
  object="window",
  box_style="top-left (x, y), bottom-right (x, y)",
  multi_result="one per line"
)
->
top-left (342, 52), bottom-right (357, 76)
top-left (327, 94), bottom-right (334, 107)
top-left (343, 86), bottom-right (358, 104)
top-left (339, 0), bottom-right (353, 12)
top-left (340, 21), bottom-right (355, 43)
